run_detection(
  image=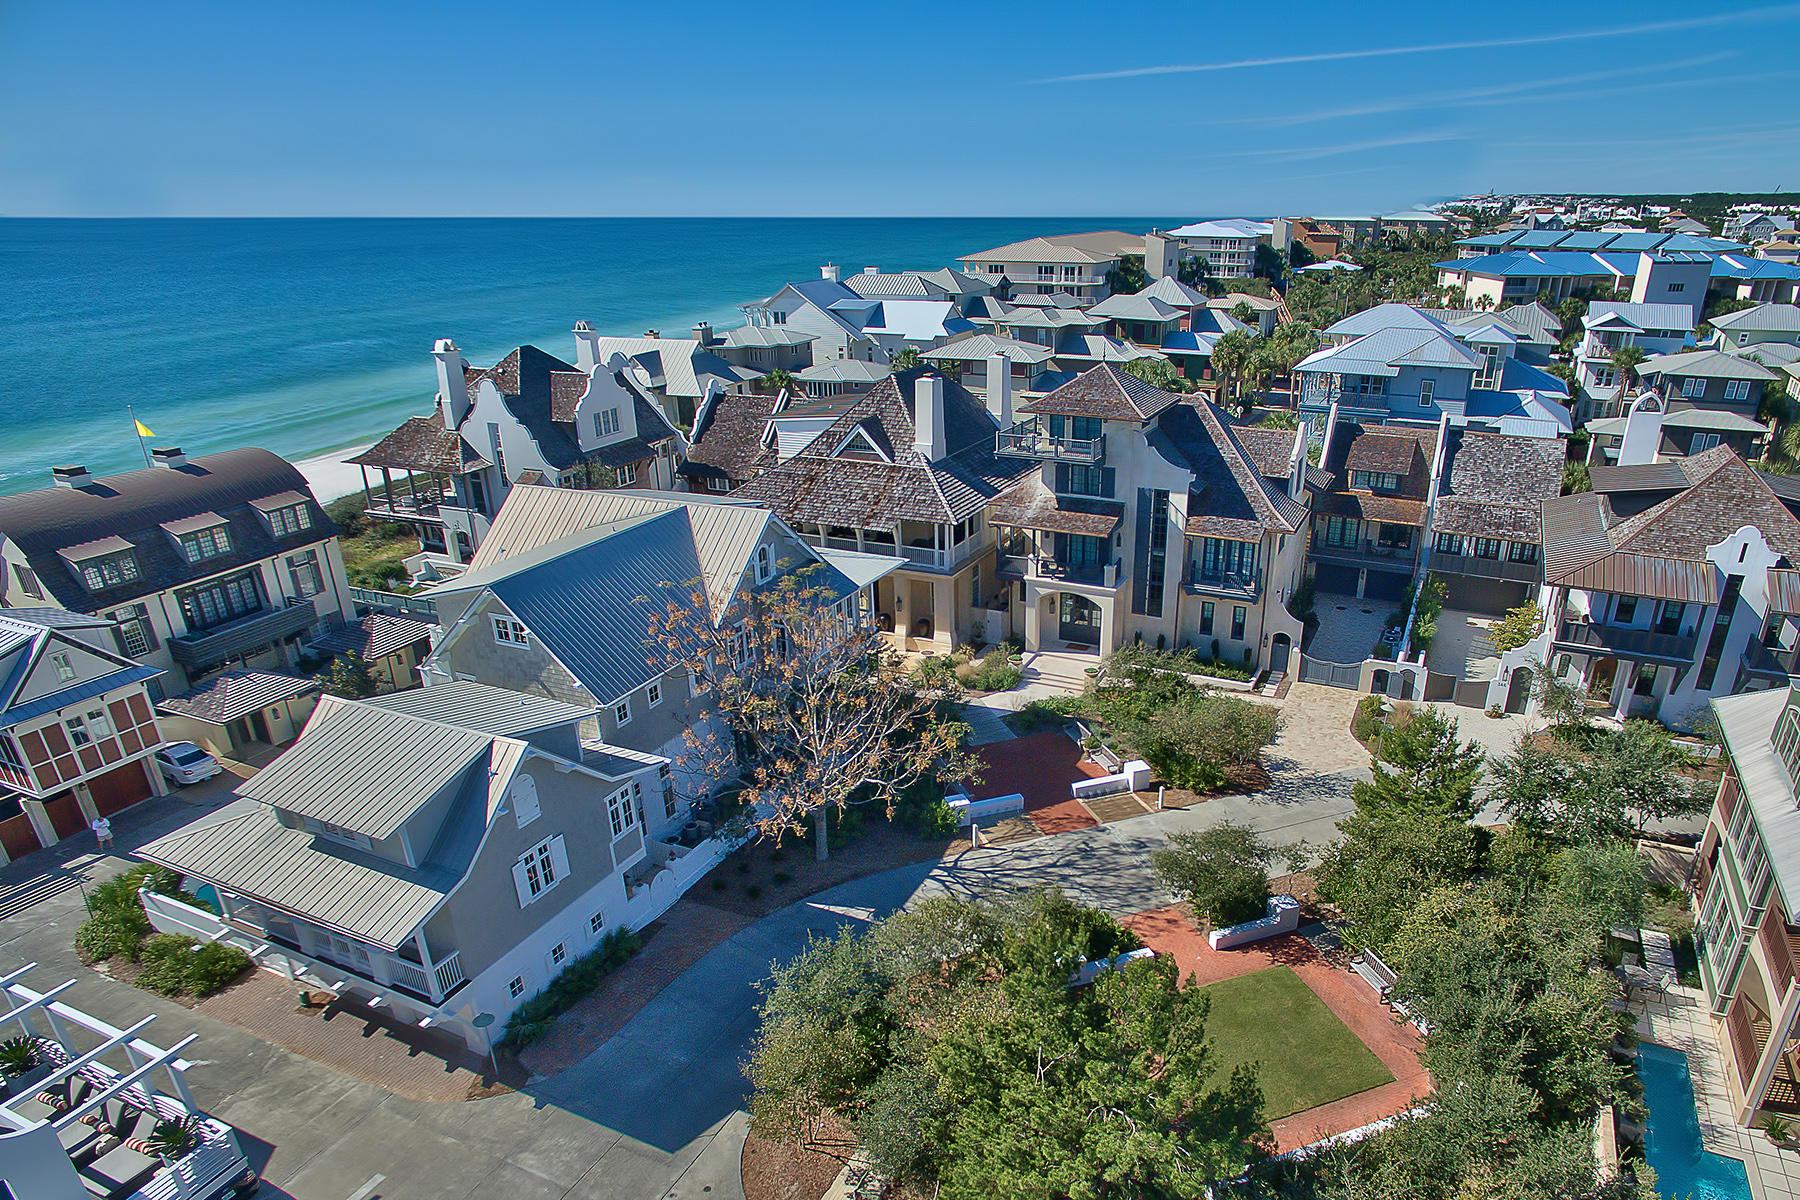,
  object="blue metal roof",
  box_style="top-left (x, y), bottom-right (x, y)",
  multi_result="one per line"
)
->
top-left (0, 665), bottom-right (162, 730)
top-left (1712, 255), bottom-right (1800, 281)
